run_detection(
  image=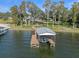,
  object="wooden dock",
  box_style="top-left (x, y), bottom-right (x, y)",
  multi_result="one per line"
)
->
top-left (31, 27), bottom-right (39, 48)
top-left (31, 27), bottom-right (56, 48)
